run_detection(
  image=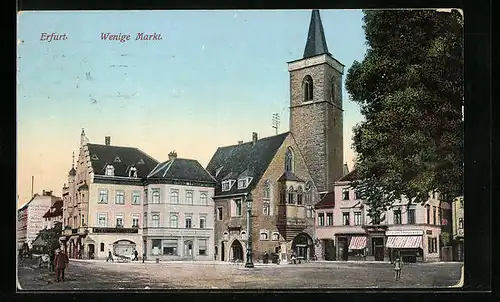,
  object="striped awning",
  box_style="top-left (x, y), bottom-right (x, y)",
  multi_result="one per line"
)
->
top-left (348, 236), bottom-right (367, 250)
top-left (386, 236), bottom-right (422, 249)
